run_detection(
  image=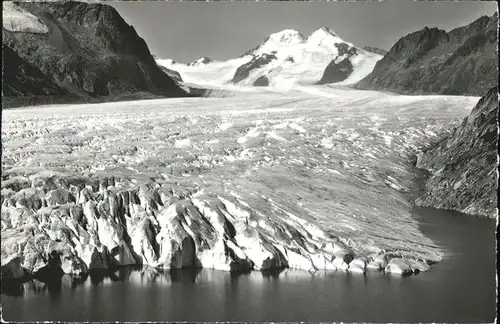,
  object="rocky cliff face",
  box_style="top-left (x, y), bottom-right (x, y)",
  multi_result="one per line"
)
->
top-left (2, 46), bottom-right (73, 98)
top-left (2, 1), bottom-right (188, 106)
top-left (416, 87), bottom-right (499, 218)
top-left (355, 14), bottom-right (498, 96)
top-left (2, 45), bottom-right (86, 108)
top-left (159, 66), bottom-right (183, 83)
top-left (363, 46), bottom-right (387, 56)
